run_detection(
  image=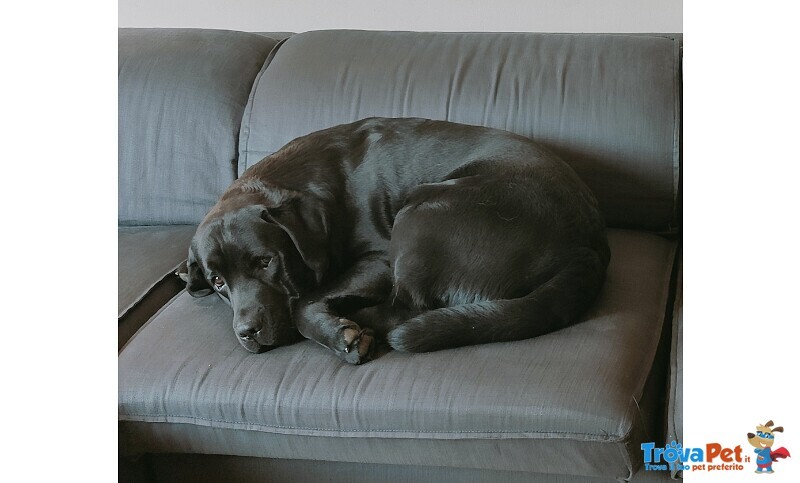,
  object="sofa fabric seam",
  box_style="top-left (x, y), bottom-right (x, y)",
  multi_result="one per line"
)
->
top-left (117, 415), bottom-right (629, 442)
